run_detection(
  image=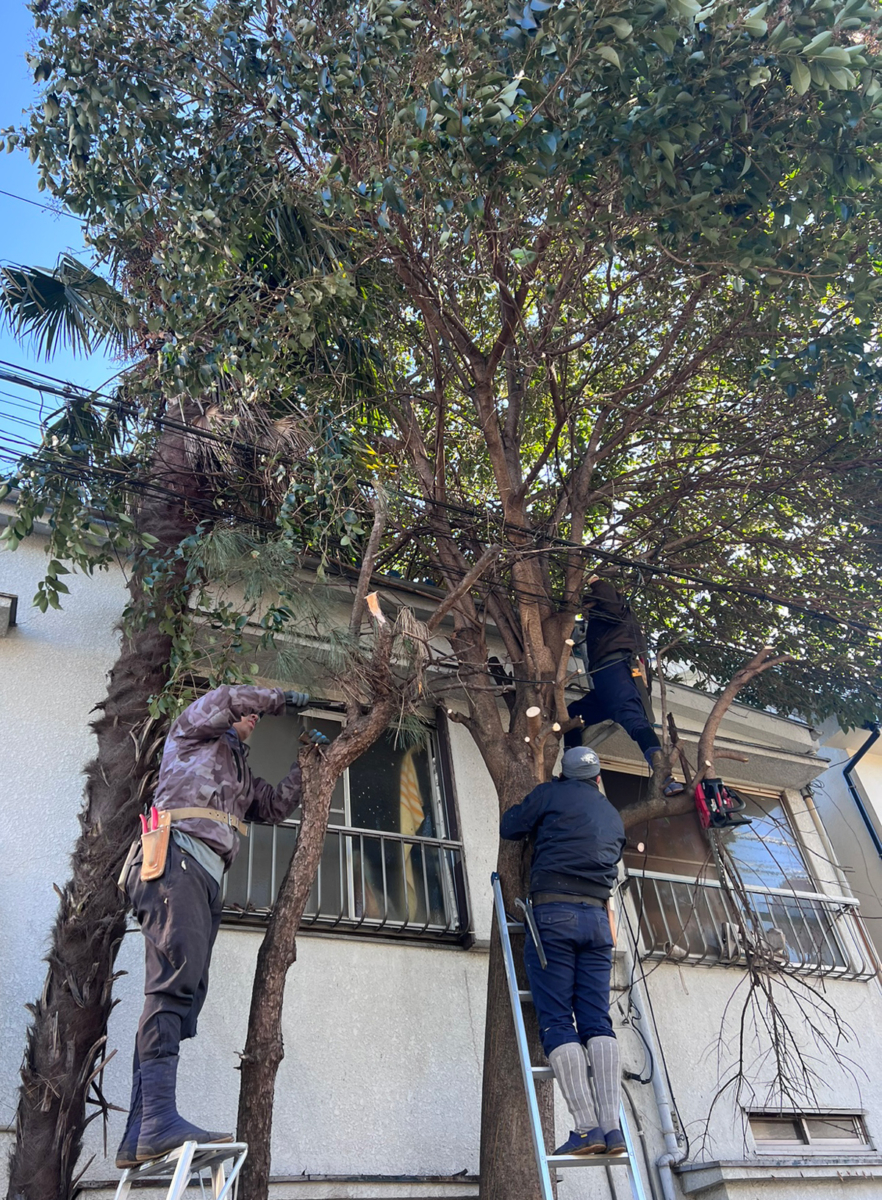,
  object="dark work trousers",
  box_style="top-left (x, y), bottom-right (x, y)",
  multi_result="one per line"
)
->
top-left (565, 658), bottom-right (660, 755)
top-left (524, 902), bottom-right (615, 1057)
top-left (126, 839), bottom-right (223, 1062)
